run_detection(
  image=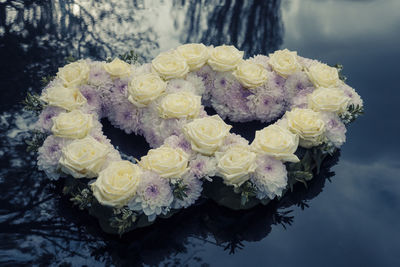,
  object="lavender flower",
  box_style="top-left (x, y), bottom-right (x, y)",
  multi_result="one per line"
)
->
top-left (128, 171), bottom-right (173, 222)
top-left (321, 112), bottom-right (347, 148)
top-left (108, 102), bottom-right (141, 134)
top-left (88, 62), bottom-right (112, 87)
top-left (284, 71), bottom-right (314, 100)
top-left (189, 154), bottom-right (217, 178)
top-left (79, 85), bottom-right (103, 116)
top-left (36, 106), bottom-right (64, 132)
top-left (251, 155), bottom-right (288, 200)
top-left (37, 135), bottom-right (69, 180)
